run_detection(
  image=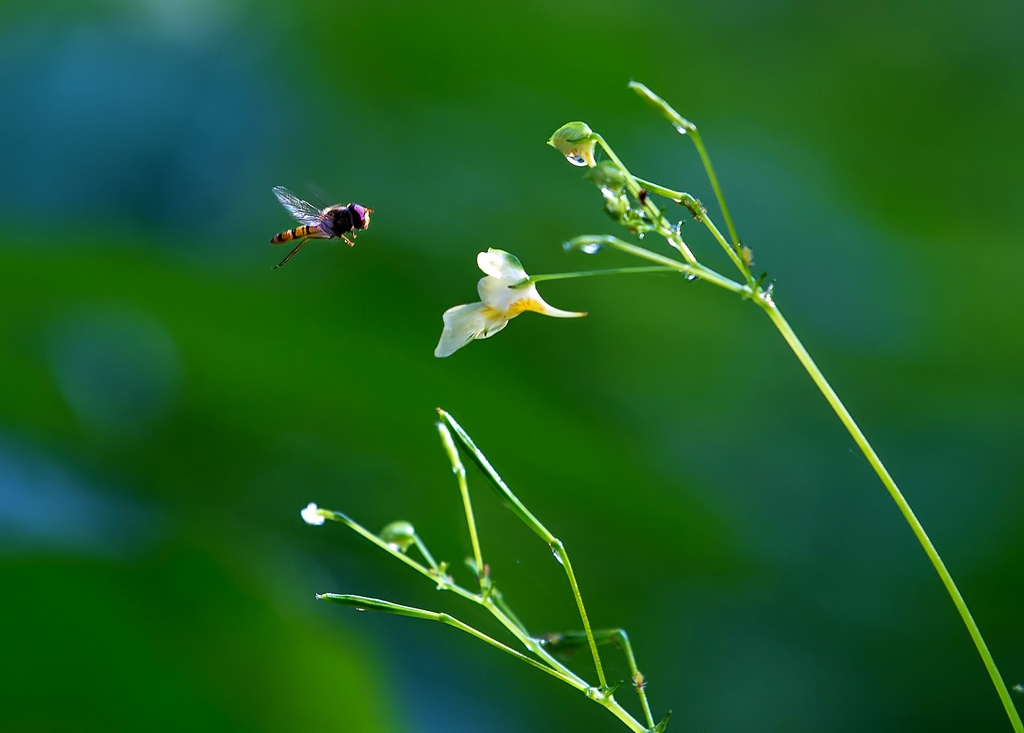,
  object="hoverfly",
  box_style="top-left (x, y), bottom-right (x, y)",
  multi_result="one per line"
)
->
top-left (269, 186), bottom-right (373, 269)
